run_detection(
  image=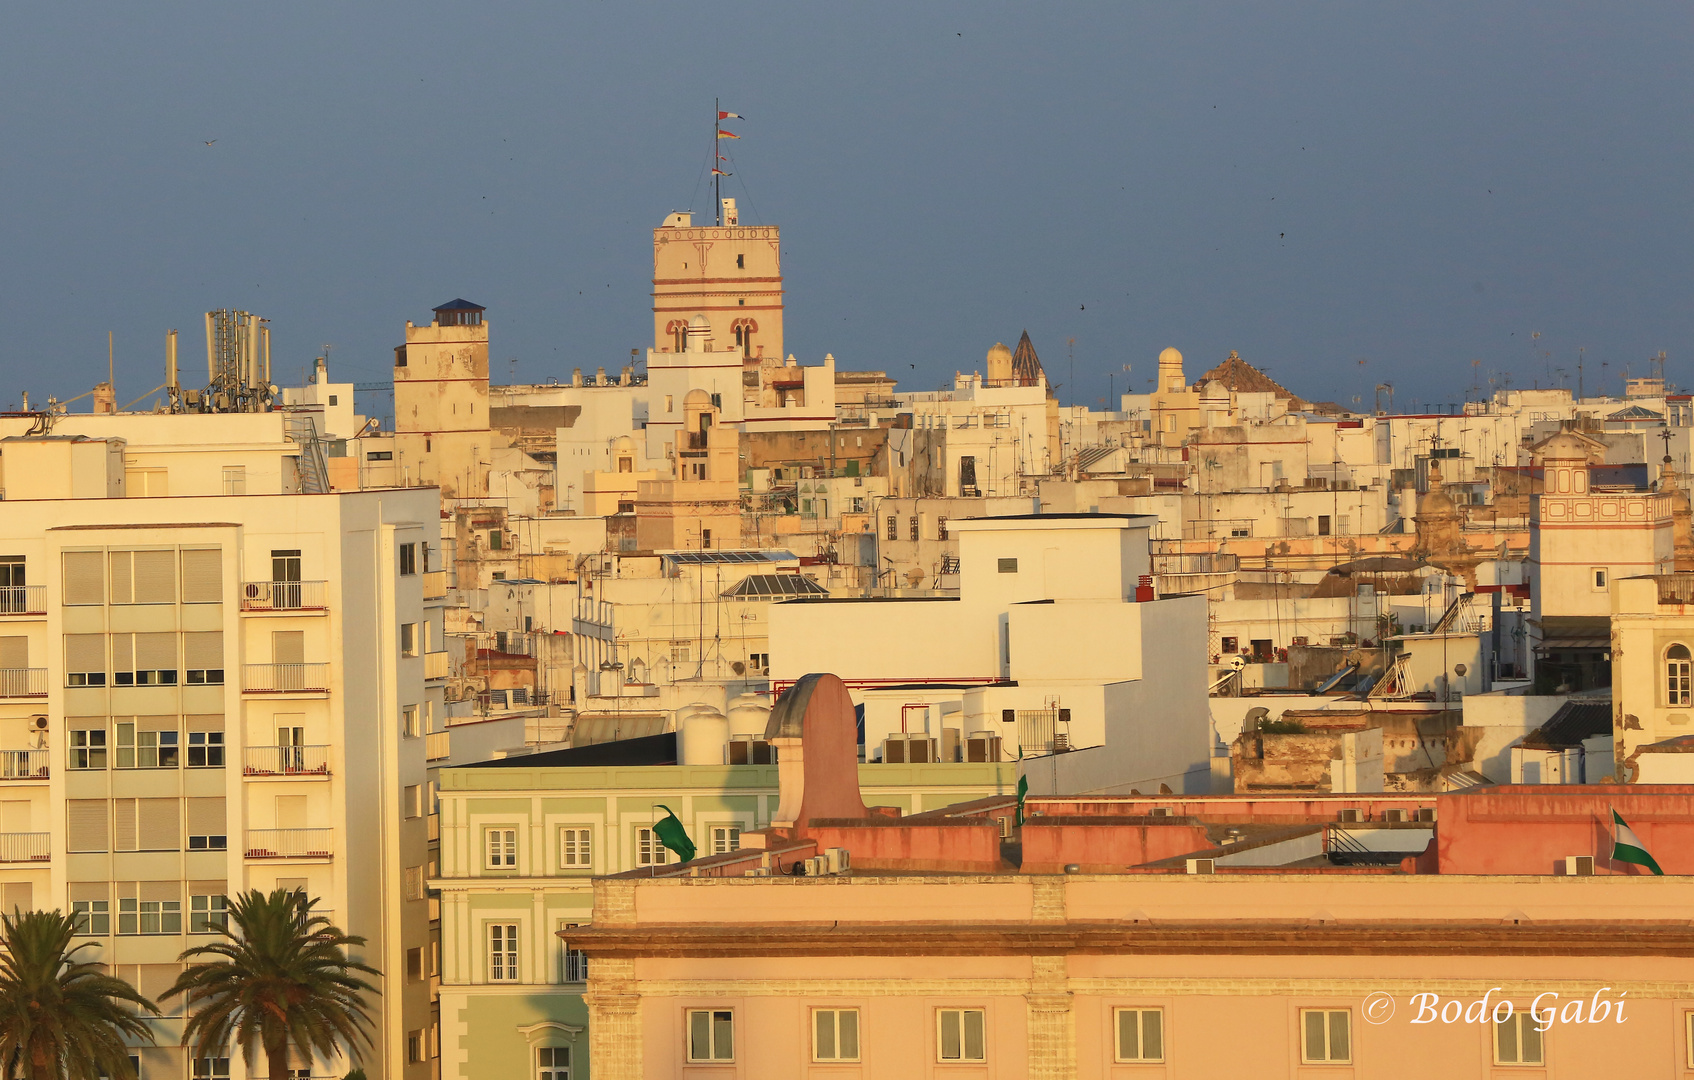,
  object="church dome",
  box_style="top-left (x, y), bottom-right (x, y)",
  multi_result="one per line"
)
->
top-left (1159, 347), bottom-right (1183, 368)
